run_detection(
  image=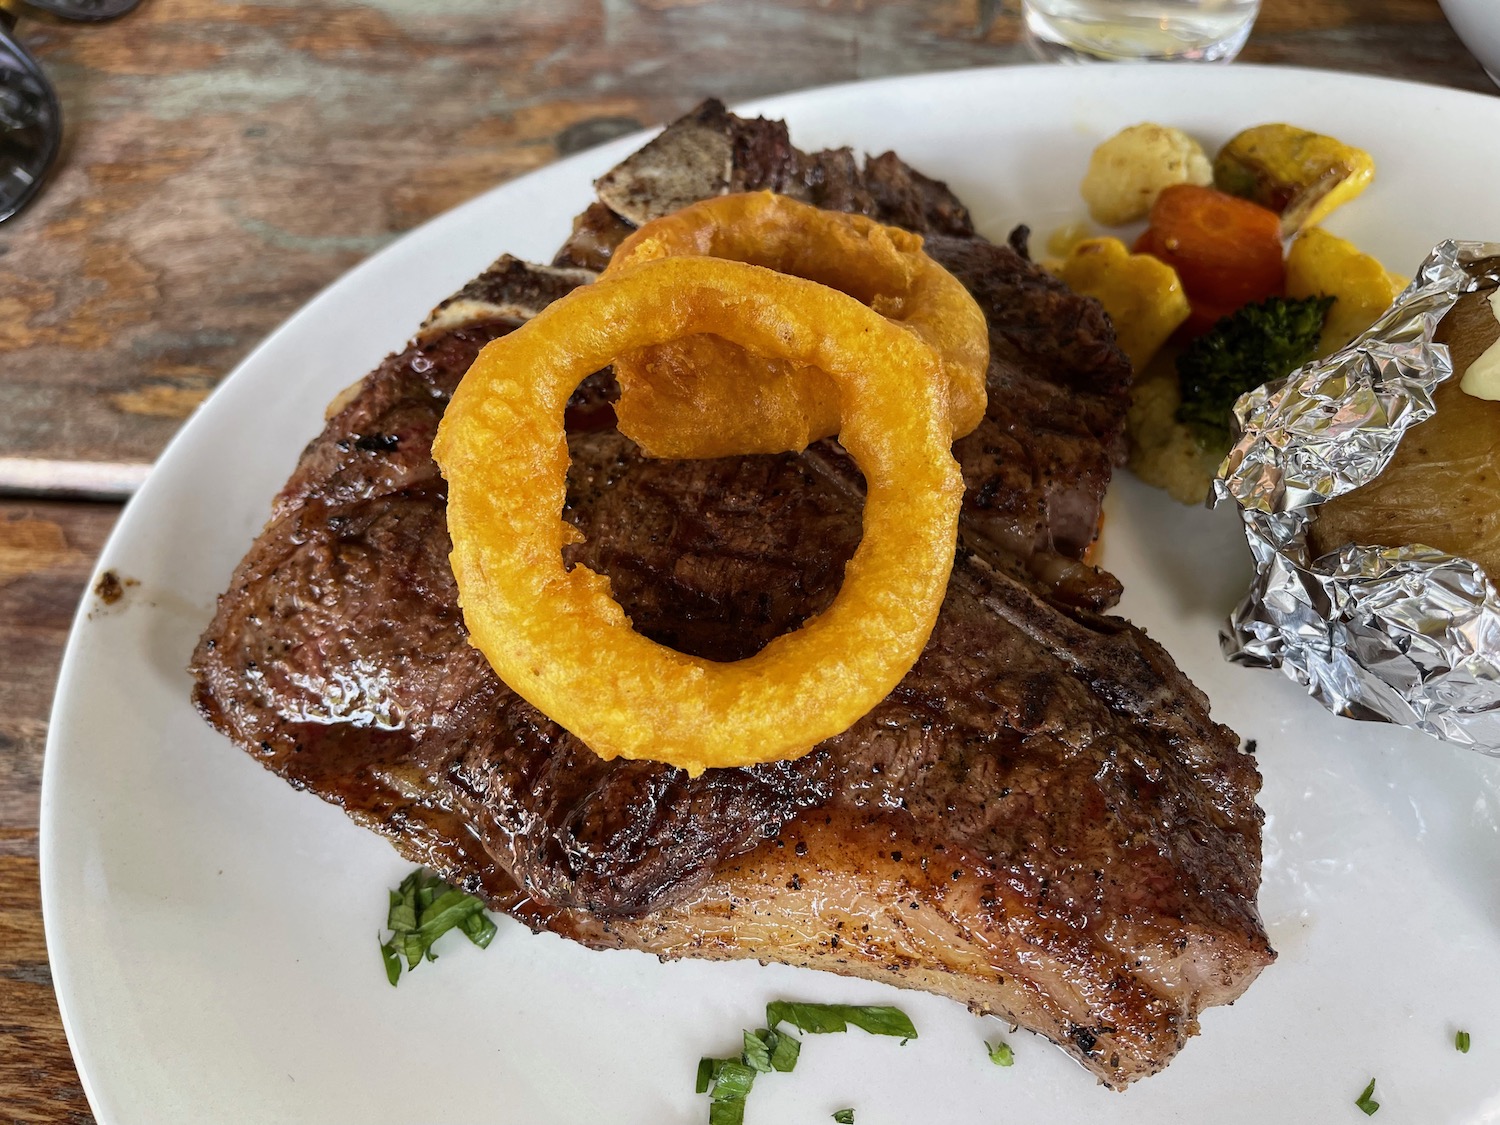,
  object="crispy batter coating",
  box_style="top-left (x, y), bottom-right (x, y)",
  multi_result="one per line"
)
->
top-left (432, 256), bottom-right (963, 774)
top-left (603, 192), bottom-right (988, 458)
